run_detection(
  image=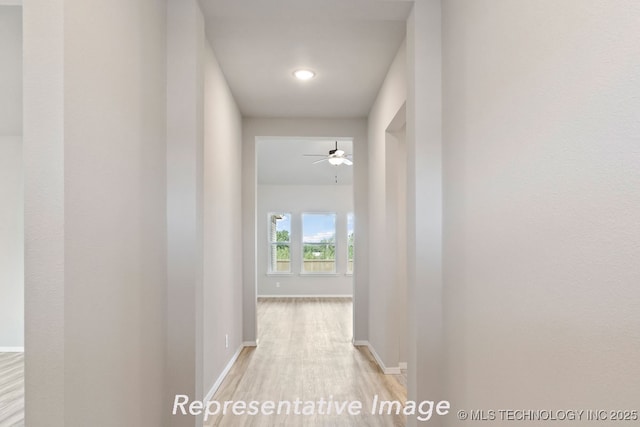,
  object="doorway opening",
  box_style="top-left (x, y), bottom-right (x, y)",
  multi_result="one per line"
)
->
top-left (255, 136), bottom-right (355, 342)
top-left (385, 103), bottom-right (408, 383)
